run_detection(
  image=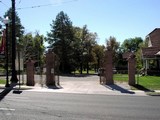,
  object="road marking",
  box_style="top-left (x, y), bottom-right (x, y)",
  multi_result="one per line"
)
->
top-left (0, 108), bottom-right (15, 111)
